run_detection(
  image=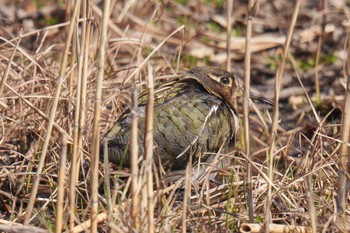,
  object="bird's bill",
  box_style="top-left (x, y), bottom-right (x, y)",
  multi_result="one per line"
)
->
top-left (234, 86), bottom-right (273, 106)
top-left (249, 92), bottom-right (274, 106)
